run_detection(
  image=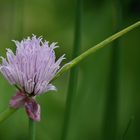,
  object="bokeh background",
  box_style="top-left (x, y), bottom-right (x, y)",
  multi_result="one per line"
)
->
top-left (0, 0), bottom-right (140, 140)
